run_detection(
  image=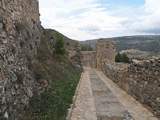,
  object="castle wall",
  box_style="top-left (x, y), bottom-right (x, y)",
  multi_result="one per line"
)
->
top-left (103, 58), bottom-right (160, 117)
top-left (0, 0), bottom-right (41, 119)
top-left (81, 51), bottom-right (96, 68)
top-left (80, 40), bottom-right (116, 69)
top-left (96, 40), bottom-right (116, 70)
